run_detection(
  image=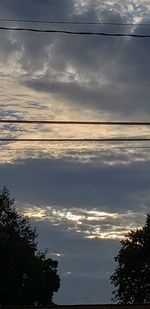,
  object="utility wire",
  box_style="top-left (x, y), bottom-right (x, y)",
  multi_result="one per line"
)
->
top-left (0, 18), bottom-right (150, 27)
top-left (1, 146), bottom-right (150, 150)
top-left (1, 138), bottom-right (150, 142)
top-left (1, 120), bottom-right (150, 125)
top-left (0, 26), bottom-right (150, 38)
